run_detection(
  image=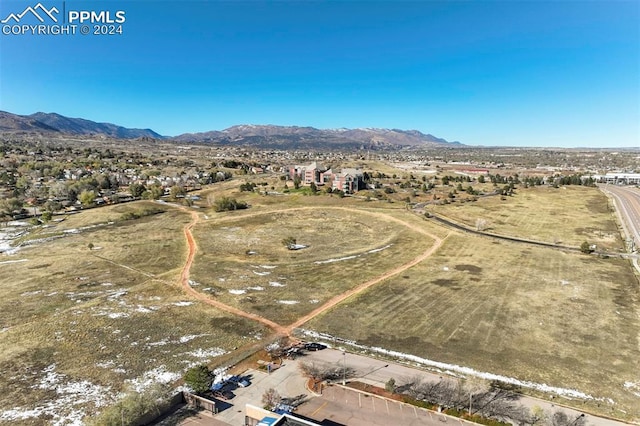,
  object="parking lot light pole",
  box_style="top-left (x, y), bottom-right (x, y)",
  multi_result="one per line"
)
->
top-left (342, 351), bottom-right (346, 385)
